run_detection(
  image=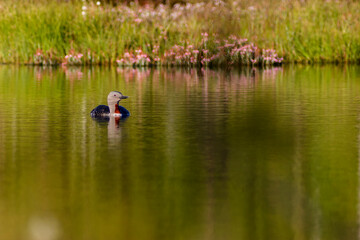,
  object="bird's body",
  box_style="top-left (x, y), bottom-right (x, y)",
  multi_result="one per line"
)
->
top-left (90, 104), bottom-right (130, 117)
top-left (90, 91), bottom-right (130, 118)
